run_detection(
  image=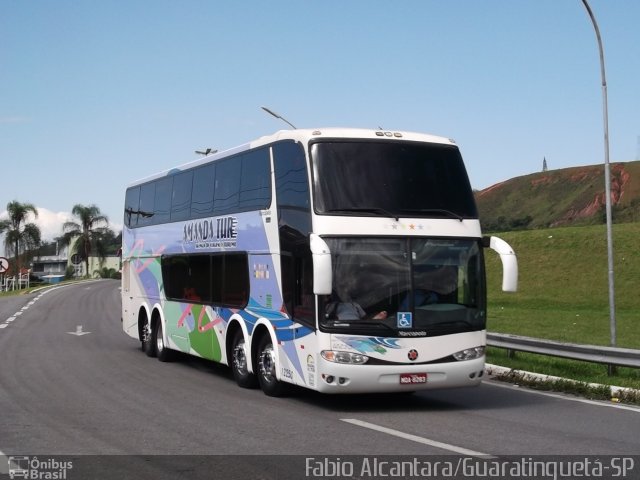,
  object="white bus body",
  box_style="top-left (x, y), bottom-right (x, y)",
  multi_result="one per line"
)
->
top-left (122, 128), bottom-right (517, 395)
